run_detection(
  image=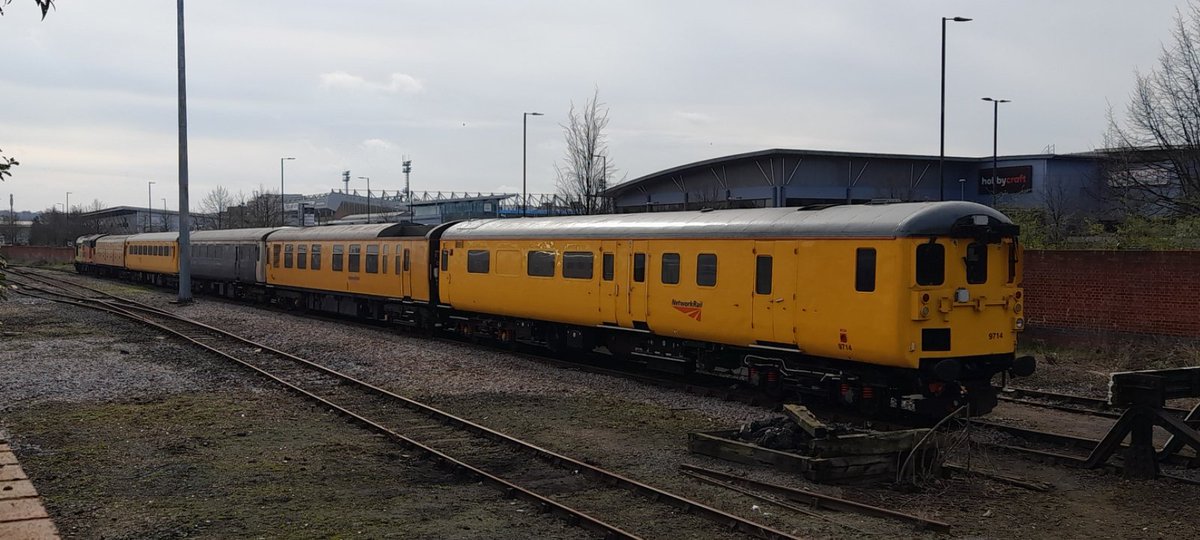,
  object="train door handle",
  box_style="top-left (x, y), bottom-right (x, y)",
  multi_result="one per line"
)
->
top-left (772, 297), bottom-right (784, 303)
